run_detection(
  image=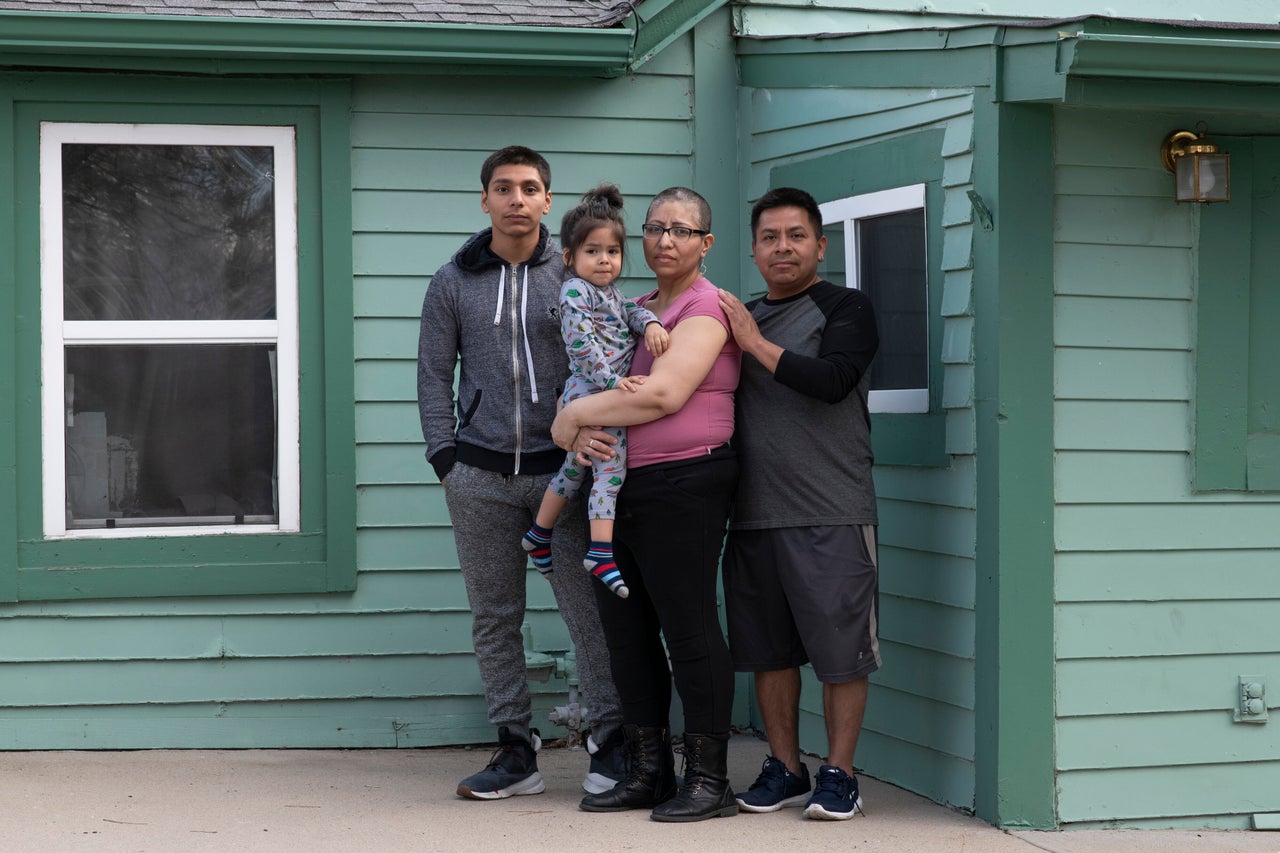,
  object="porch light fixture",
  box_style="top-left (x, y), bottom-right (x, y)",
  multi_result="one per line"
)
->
top-left (1161, 125), bottom-right (1230, 203)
